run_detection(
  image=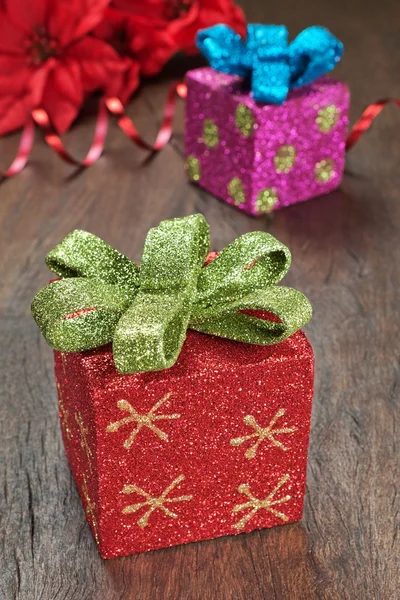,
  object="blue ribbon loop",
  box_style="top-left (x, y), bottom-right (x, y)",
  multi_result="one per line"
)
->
top-left (196, 24), bottom-right (343, 104)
